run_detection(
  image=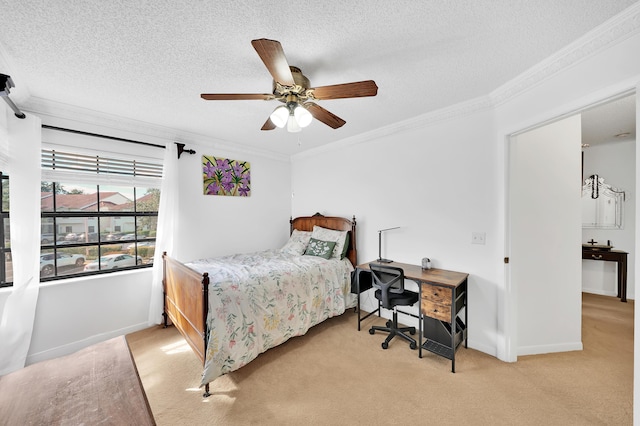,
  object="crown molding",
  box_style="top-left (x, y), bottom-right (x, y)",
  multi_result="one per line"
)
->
top-left (291, 95), bottom-right (493, 160)
top-left (295, 3), bottom-right (640, 160)
top-left (20, 96), bottom-right (290, 163)
top-left (490, 2), bottom-right (640, 106)
top-left (6, 4), bottom-right (639, 163)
